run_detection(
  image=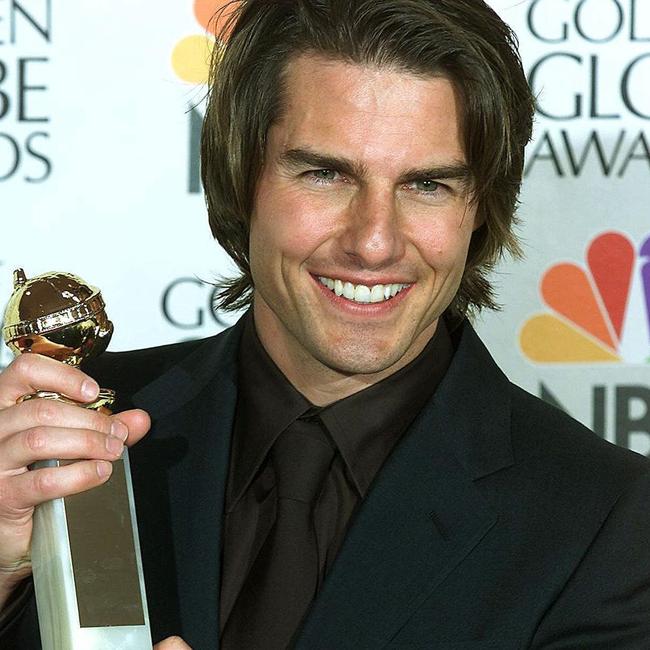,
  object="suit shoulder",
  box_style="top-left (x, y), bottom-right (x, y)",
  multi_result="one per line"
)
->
top-left (82, 333), bottom-right (224, 403)
top-left (508, 381), bottom-right (650, 487)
